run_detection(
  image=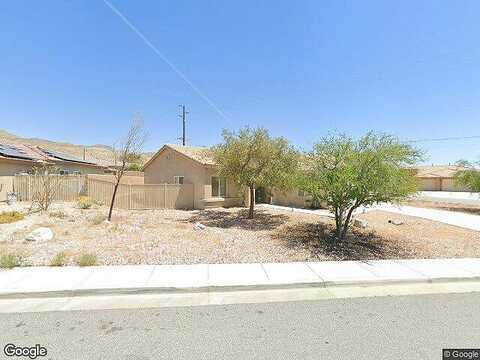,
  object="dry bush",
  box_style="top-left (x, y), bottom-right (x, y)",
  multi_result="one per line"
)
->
top-left (91, 213), bottom-right (107, 225)
top-left (49, 211), bottom-right (66, 219)
top-left (77, 196), bottom-right (93, 209)
top-left (30, 165), bottom-right (67, 212)
top-left (49, 251), bottom-right (68, 267)
top-left (0, 253), bottom-right (22, 269)
top-left (0, 211), bottom-right (24, 224)
top-left (76, 253), bottom-right (97, 267)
